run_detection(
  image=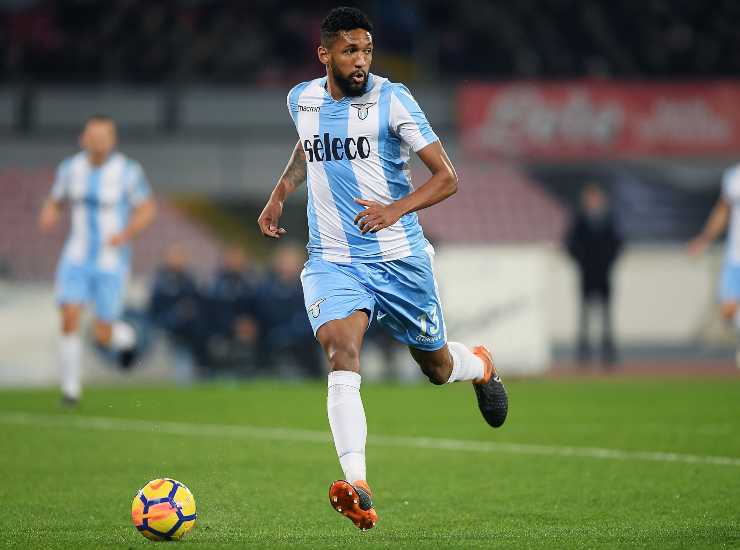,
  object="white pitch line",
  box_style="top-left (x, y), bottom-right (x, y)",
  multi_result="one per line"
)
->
top-left (1, 411), bottom-right (739, 468)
